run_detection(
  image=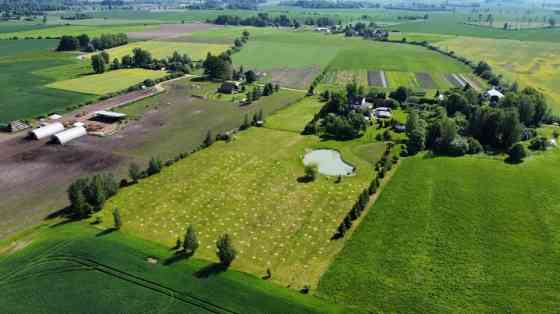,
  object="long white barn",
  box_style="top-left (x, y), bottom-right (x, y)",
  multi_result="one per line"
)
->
top-left (52, 126), bottom-right (87, 145)
top-left (29, 122), bottom-right (65, 140)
